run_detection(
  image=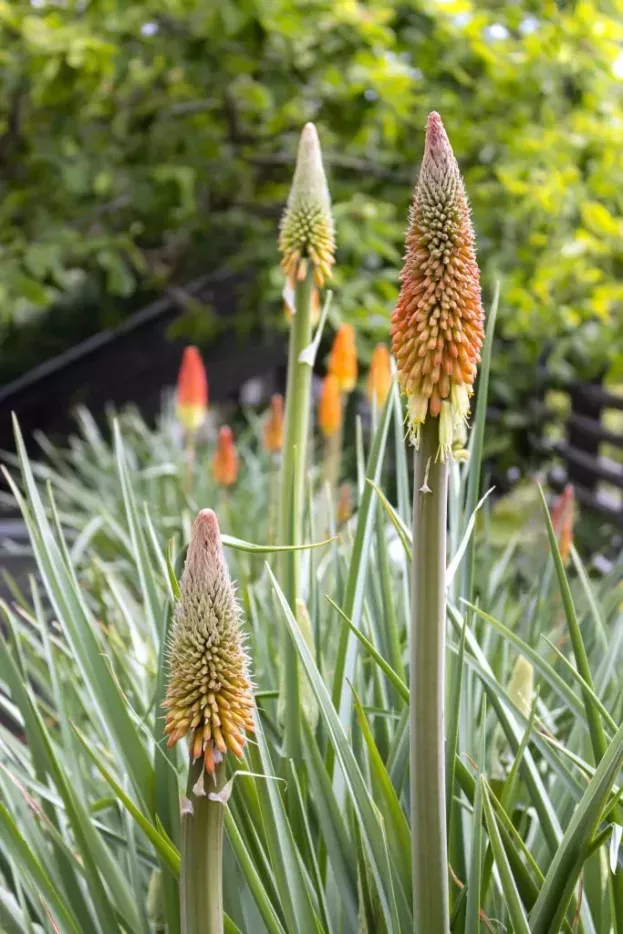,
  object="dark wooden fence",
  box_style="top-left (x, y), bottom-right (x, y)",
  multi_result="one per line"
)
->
top-left (529, 376), bottom-right (623, 528)
top-left (0, 270), bottom-right (286, 456)
top-left (1, 278), bottom-right (621, 528)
